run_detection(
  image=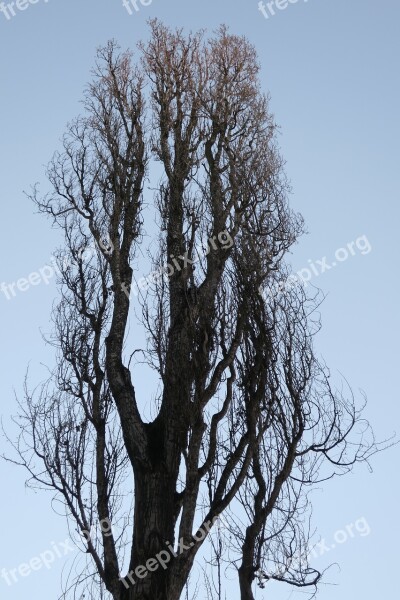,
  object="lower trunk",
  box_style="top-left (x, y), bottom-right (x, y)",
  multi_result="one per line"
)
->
top-left (119, 469), bottom-right (178, 600)
top-left (238, 564), bottom-right (256, 600)
top-left (238, 529), bottom-right (257, 600)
